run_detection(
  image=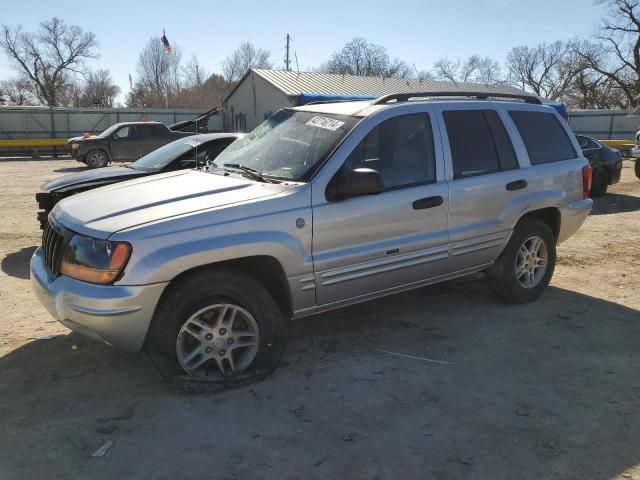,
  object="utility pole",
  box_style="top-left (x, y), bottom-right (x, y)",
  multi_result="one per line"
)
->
top-left (285, 34), bottom-right (291, 71)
